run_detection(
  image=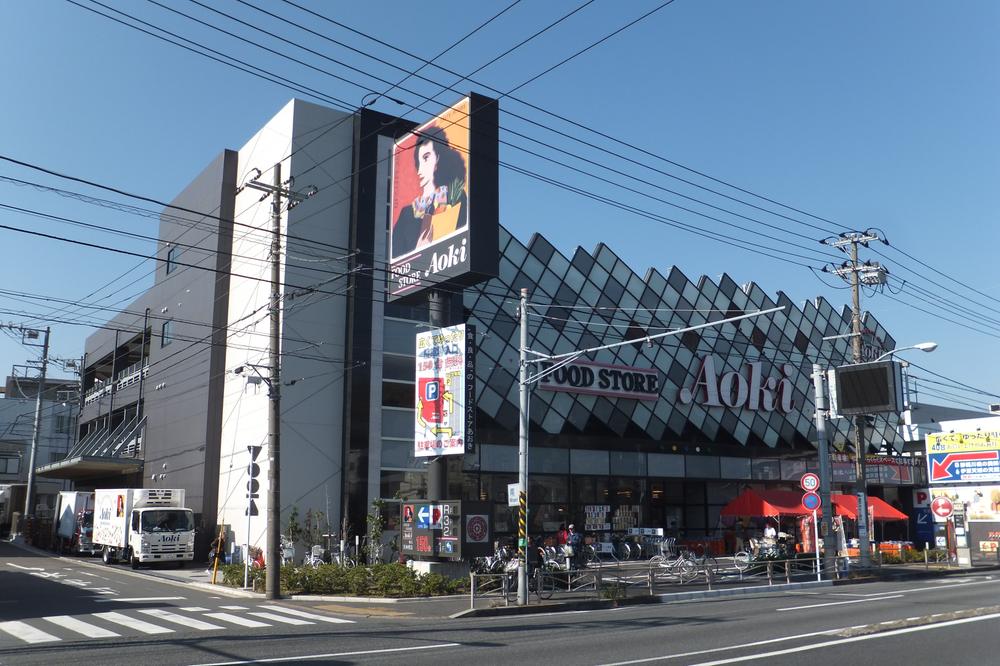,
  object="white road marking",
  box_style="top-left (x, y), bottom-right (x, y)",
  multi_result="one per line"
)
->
top-left (257, 604), bottom-right (354, 624)
top-left (138, 609), bottom-right (226, 631)
top-left (776, 595), bottom-right (903, 611)
top-left (248, 612), bottom-right (313, 626)
top-left (93, 611), bottom-right (174, 635)
top-left (187, 642), bottom-right (462, 666)
top-left (219, 605), bottom-right (249, 610)
top-left (43, 615), bottom-right (120, 638)
top-left (203, 613), bottom-right (271, 628)
top-left (180, 607), bottom-right (210, 612)
top-left (6, 562), bottom-right (44, 571)
top-left (0, 620), bottom-right (60, 644)
top-left (688, 613), bottom-right (1000, 665)
top-left (95, 596), bottom-right (185, 603)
